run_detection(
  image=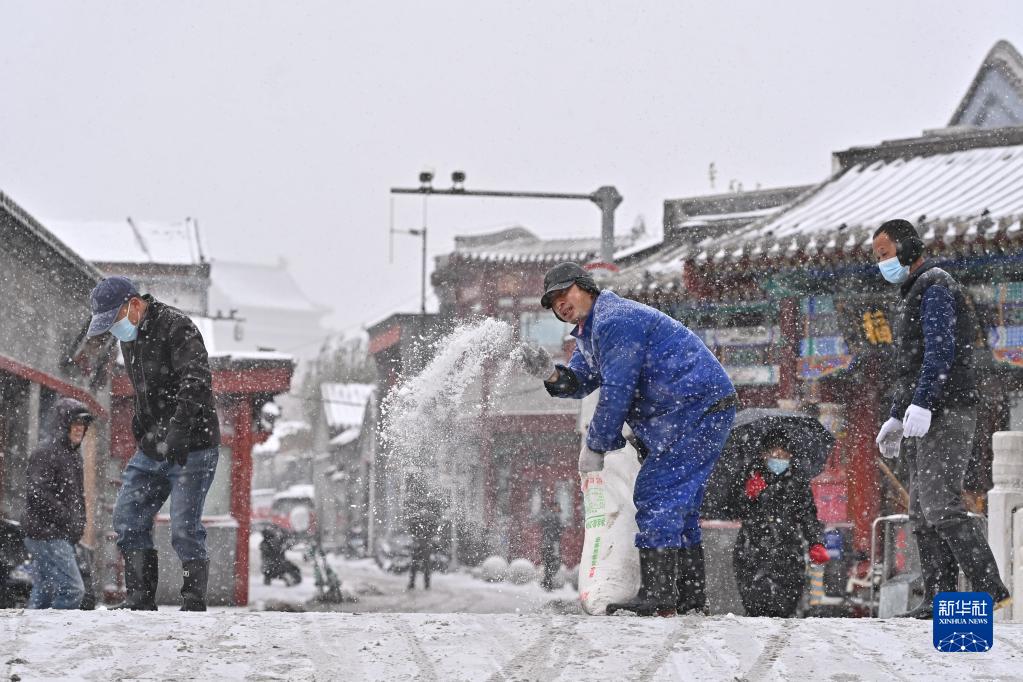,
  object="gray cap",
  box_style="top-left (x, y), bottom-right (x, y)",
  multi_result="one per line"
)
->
top-left (541, 262), bottom-right (591, 309)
